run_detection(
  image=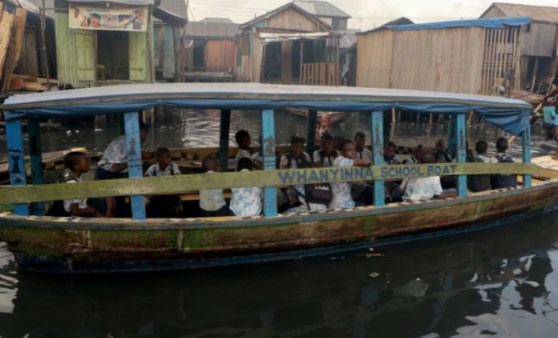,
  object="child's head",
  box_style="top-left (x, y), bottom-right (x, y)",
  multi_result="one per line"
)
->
top-left (64, 151), bottom-right (89, 173)
top-left (384, 142), bottom-right (396, 158)
top-left (475, 141), bottom-right (488, 155)
top-left (235, 130), bottom-right (251, 149)
top-left (320, 133), bottom-right (335, 152)
top-left (435, 139), bottom-right (445, 151)
top-left (202, 156), bottom-right (218, 172)
top-left (139, 121), bottom-right (149, 143)
top-left (354, 132), bottom-right (366, 148)
top-left (496, 137), bottom-right (508, 153)
top-left (546, 98), bottom-right (555, 106)
top-left (289, 136), bottom-right (306, 156)
top-left (155, 147), bottom-right (171, 169)
top-left (320, 114), bottom-right (332, 128)
top-left (237, 157), bottom-right (253, 171)
top-left (340, 139), bottom-right (356, 159)
top-left (414, 144), bottom-right (424, 158)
